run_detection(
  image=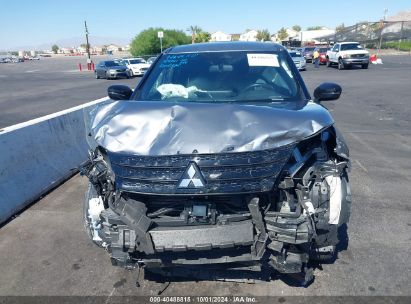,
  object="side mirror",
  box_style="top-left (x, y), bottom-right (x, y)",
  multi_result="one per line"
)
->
top-left (108, 85), bottom-right (133, 100)
top-left (313, 82), bottom-right (342, 102)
